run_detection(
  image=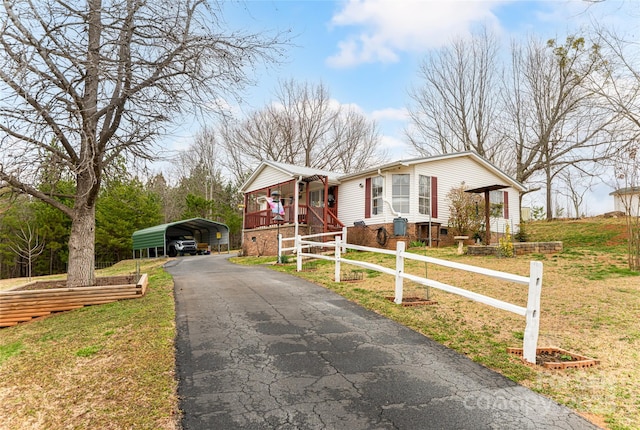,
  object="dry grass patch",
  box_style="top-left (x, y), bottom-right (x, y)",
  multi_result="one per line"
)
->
top-left (0, 258), bottom-right (178, 430)
top-left (254, 243), bottom-right (640, 430)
